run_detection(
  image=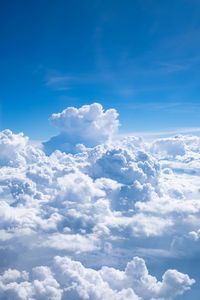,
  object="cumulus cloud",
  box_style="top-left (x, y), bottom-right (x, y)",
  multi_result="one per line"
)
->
top-left (188, 229), bottom-right (200, 241)
top-left (43, 103), bottom-right (119, 154)
top-left (150, 136), bottom-right (186, 158)
top-left (0, 129), bottom-right (28, 167)
top-left (0, 256), bottom-right (194, 300)
top-left (0, 103), bottom-right (200, 299)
